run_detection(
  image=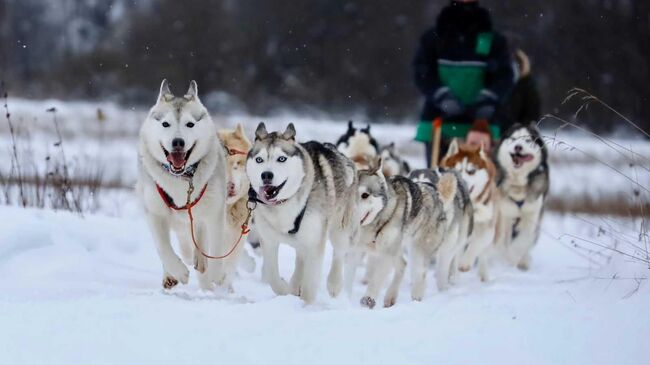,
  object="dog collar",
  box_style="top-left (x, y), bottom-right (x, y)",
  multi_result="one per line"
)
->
top-left (247, 187), bottom-right (307, 234)
top-left (510, 197), bottom-right (525, 208)
top-left (157, 183), bottom-right (208, 211)
top-left (161, 161), bottom-right (200, 179)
